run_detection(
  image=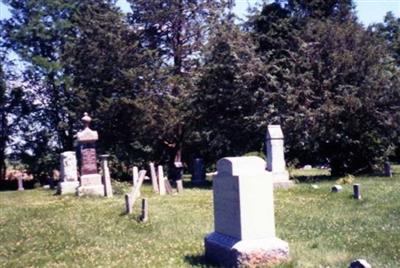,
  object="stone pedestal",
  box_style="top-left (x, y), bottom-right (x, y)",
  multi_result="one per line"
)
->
top-left (76, 113), bottom-right (104, 196)
top-left (266, 125), bottom-right (293, 189)
top-left (204, 157), bottom-right (289, 267)
top-left (58, 151), bottom-right (79, 195)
